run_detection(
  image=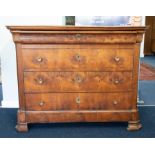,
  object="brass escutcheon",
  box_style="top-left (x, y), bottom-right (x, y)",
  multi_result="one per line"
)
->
top-left (76, 97), bottom-right (80, 104)
top-left (75, 34), bottom-right (81, 40)
top-left (75, 54), bottom-right (82, 61)
top-left (74, 75), bottom-right (82, 83)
